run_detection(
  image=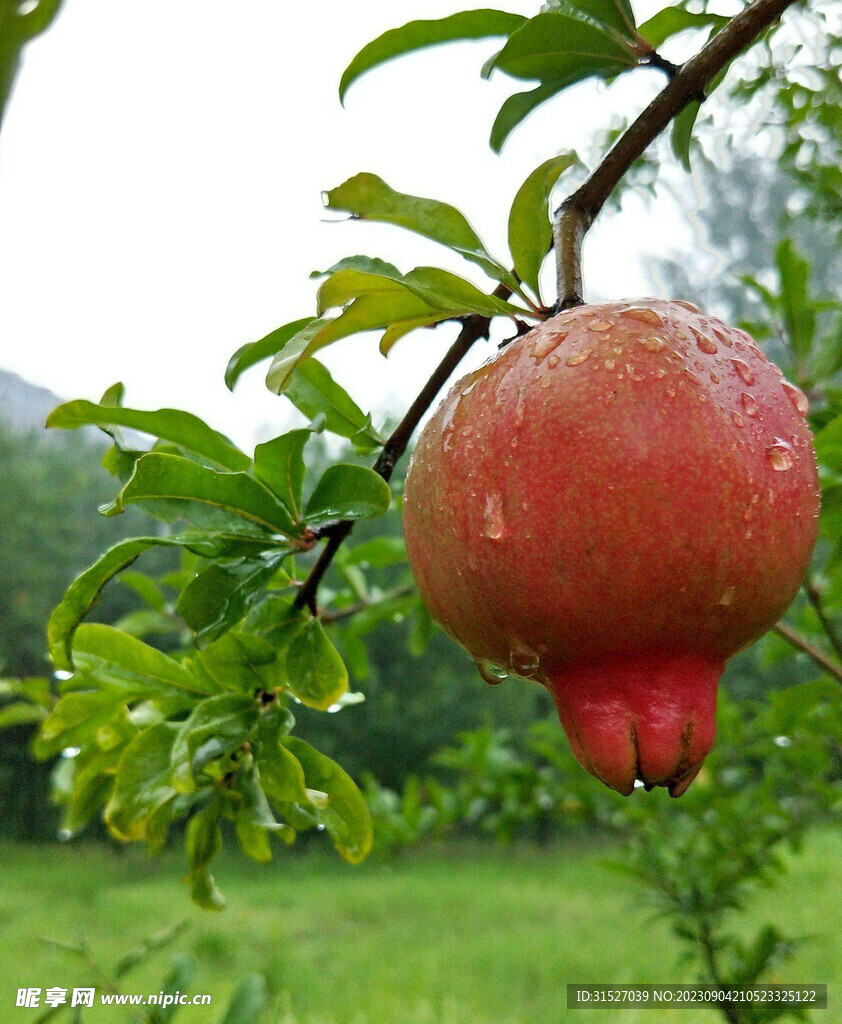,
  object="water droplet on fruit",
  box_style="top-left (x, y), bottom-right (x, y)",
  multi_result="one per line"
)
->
top-left (508, 641), bottom-right (540, 678)
top-left (654, 367), bottom-right (667, 379)
top-left (692, 329), bottom-right (718, 355)
top-left (588, 319), bottom-right (614, 332)
top-left (483, 492), bottom-right (505, 539)
top-left (476, 659), bottom-right (508, 686)
top-left (782, 381), bottom-right (809, 416)
top-left (566, 349), bottom-right (590, 367)
top-left (604, 358), bottom-right (616, 370)
top-left (547, 354), bottom-right (560, 369)
top-left (623, 307), bottom-right (663, 326)
top-left (766, 439), bottom-right (795, 472)
top-left (713, 326), bottom-right (733, 348)
top-left (674, 300), bottom-right (701, 313)
top-left (639, 336), bottom-right (665, 352)
top-left (532, 330), bottom-right (567, 362)
top-left (718, 586), bottom-right (737, 606)
top-left (731, 358), bottom-right (756, 385)
top-left (741, 392), bottom-right (759, 417)
top-left (732, 411), bottom-right (744, 428)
